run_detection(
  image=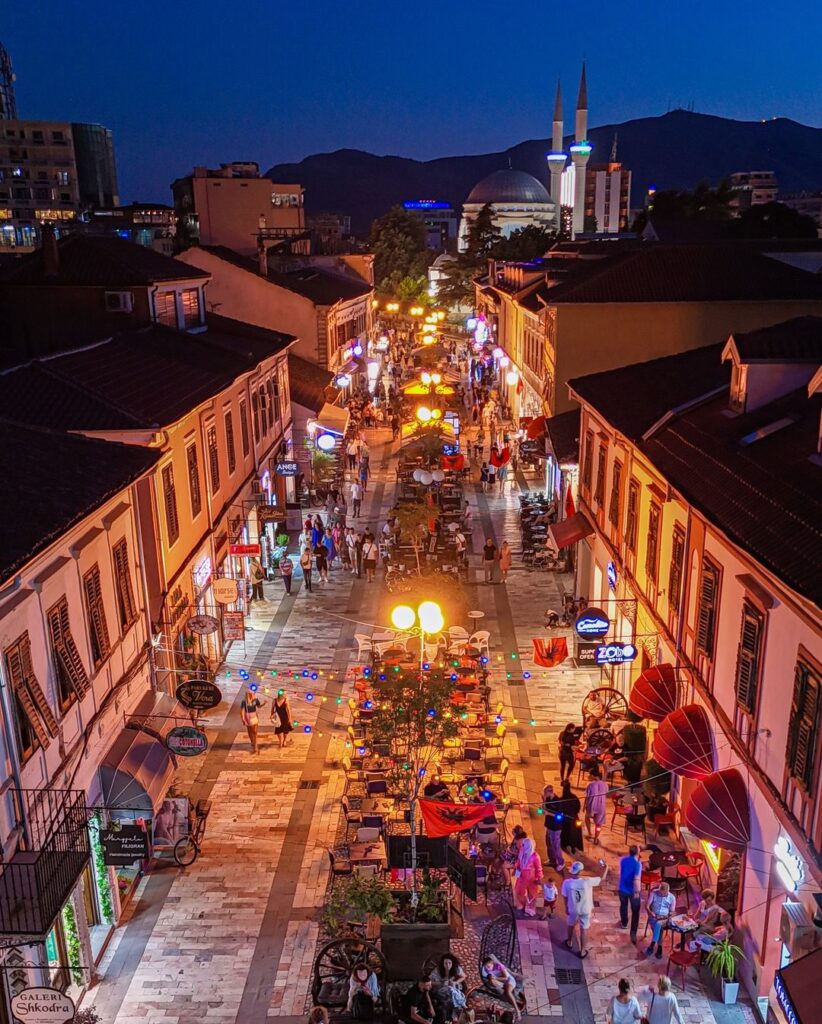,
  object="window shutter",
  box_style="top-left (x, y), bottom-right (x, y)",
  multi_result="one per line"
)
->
top-left (48, 599), bottom-right (90, 698)
top-left (668, 528), bottom-right (685, 612)
top-left (735, 605), bottom-right (762, 714)
top-left (695, 560), bottom-right (718, 657)
top-left (225, 412), bottom-right (236, 475)
top-left (788, 661), bottom-right (820, 789)
top-left (608, 462), bottom-right (622, 527)
top-left (6, 634), bottom-right (58, 745)
top-left (113, 539), bottom-right (137, 626)
top-left (84, 565), bottom-right (111, 662)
